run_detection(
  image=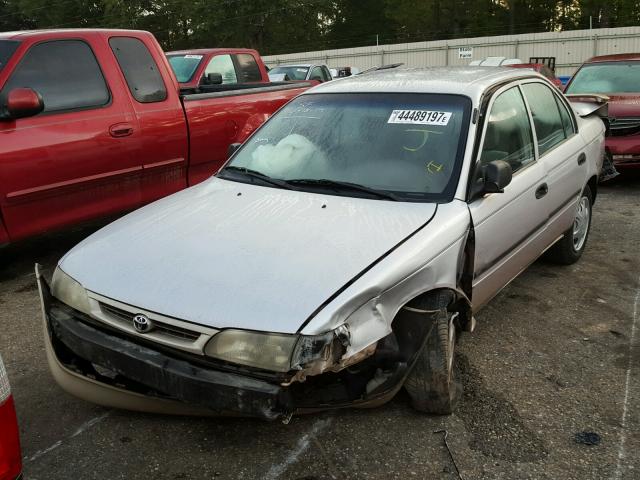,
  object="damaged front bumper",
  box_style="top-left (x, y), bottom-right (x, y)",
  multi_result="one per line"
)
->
top-left (37, 269), bottom-right (424, 421)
